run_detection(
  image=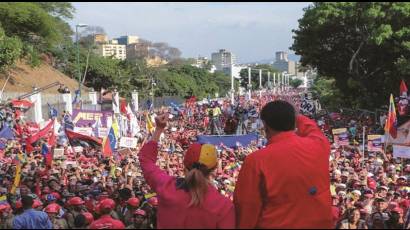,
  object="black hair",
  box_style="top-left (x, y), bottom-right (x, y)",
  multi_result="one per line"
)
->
top-left (74, 214), bottom-right (87, 228)
top-left (260, 100), bottom-right (296, 132)
top-left (21, 195), bottom-right (33, 209)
